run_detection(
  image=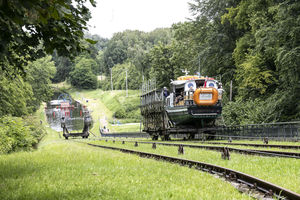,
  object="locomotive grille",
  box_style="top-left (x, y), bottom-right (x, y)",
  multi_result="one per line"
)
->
top-left (188, 106), bottom-right (222, 115)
